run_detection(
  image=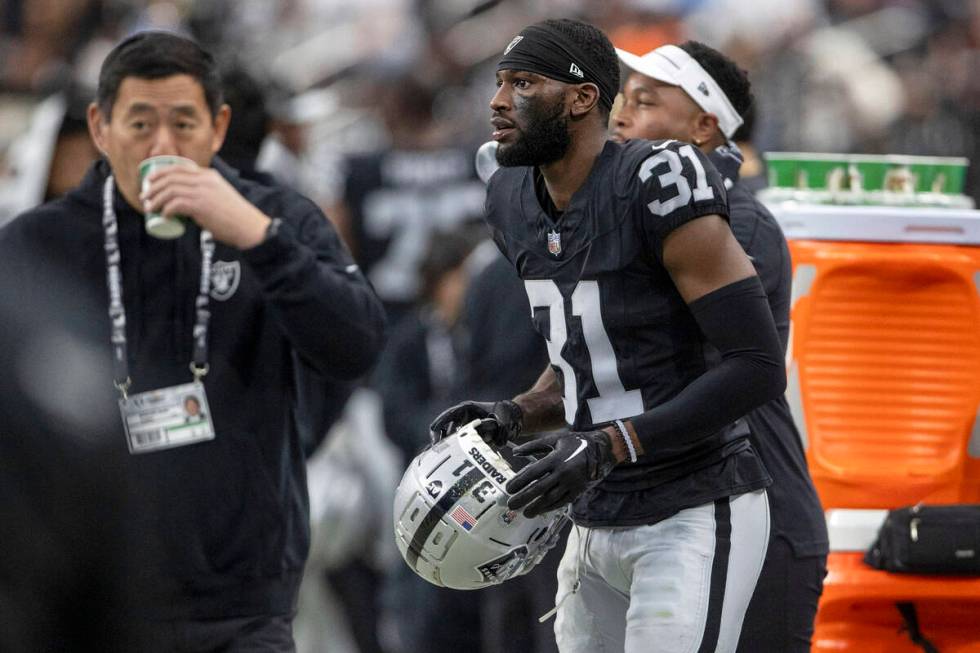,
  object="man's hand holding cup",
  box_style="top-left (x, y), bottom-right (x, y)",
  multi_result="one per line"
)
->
top-left (139, 158), bottom-right (271, 249)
